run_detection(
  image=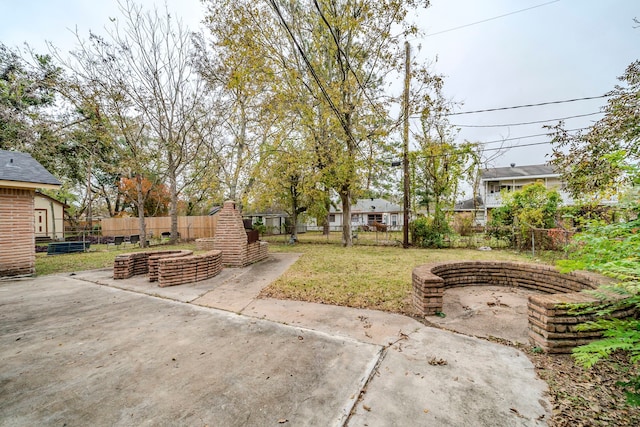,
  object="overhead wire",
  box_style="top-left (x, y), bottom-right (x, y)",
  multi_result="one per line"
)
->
top-left (421, 0), bottom-right (561, 38)
top-left (483, 140), bottom-right (554, 152)
top-left (266, 0), bottom-right (359, 149)
top-left (475, 127), bottom-right (588, 145)
top-left (421, 95), bottom-right (609, 117)
top-left (451, 111), bottom-right (604, 128)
